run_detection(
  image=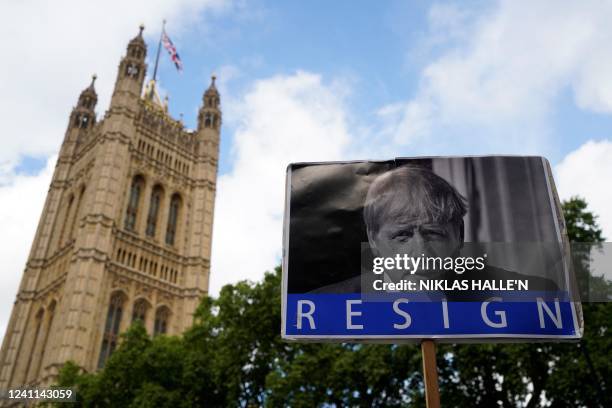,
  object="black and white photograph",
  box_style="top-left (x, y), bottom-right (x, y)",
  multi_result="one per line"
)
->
top-left (285, 156), bottom-right (571, 298)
